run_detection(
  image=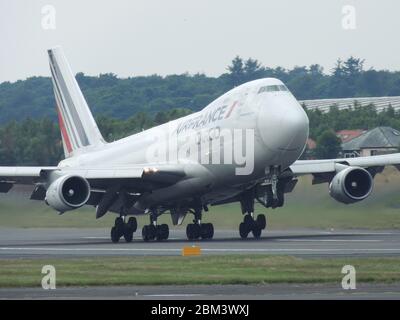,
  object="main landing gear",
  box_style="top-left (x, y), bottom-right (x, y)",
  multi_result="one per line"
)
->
top-left (239, 190), bottom-right (266, 239)
top-left (142, 209), bottom-right (169, 242)
top-left (186, 207), bottom-right (214, 240)
top-left (239, 213), bottom-right (266, 239)
top-left (111, 216), bottom-right (137, 243)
